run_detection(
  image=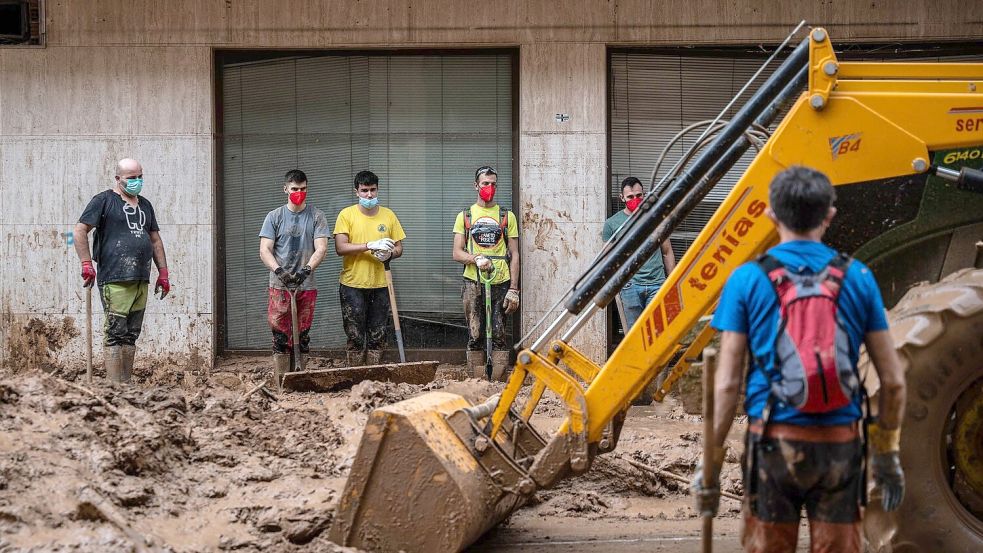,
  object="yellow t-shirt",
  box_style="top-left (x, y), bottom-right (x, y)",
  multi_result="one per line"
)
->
top-left (453, 204), bottom-right (519, 285)
top-left (334, 205), bottom-right (406, 289)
